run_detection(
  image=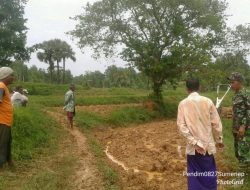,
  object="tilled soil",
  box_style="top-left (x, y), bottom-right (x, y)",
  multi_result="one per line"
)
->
top-left (94, 120), bottom-right (235, 190)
